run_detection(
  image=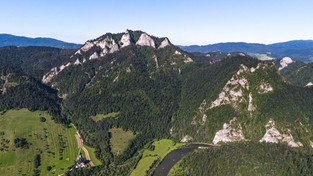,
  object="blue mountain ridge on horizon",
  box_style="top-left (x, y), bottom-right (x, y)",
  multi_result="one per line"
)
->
top-left (0, 33), bottom-right (81, 49)
top-left (179, 40), bottom-right (313, 63)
